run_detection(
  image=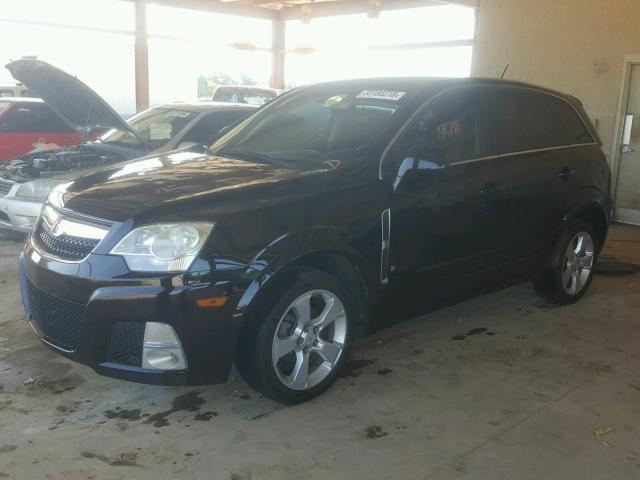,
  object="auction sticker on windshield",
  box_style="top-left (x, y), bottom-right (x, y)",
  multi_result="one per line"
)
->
top-left (356, 90), bottom-right (406, 101)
